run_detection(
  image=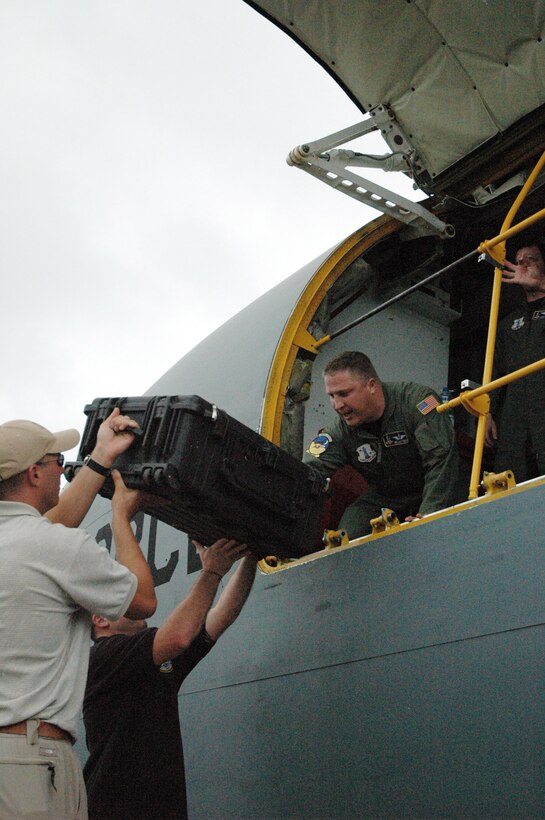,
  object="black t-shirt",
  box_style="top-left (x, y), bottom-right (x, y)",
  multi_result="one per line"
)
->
top-left (83, 627), bottom-right (214, 820)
